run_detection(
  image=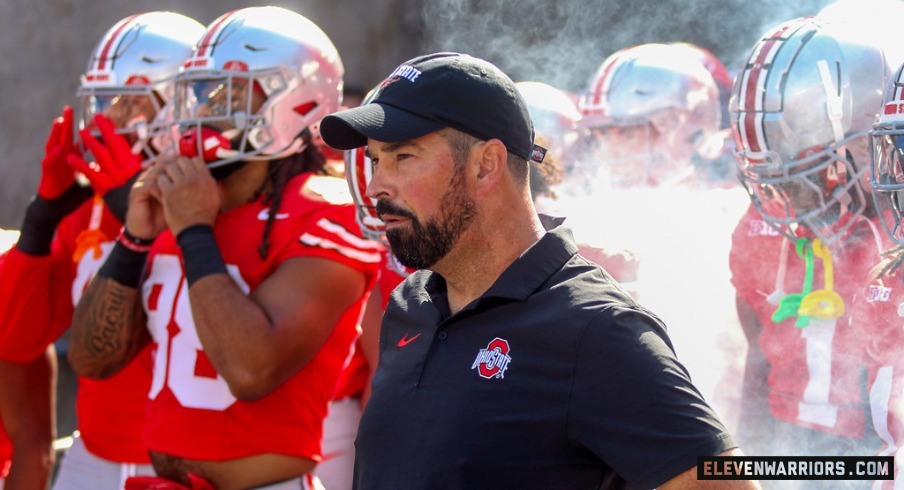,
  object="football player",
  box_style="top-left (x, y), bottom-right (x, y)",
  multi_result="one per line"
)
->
top-left (851, 57), bottom-right (904, 489)
top-left (69, 7), bottom-right (382, 488)
top-left (578, 42), bottom-right (728, 190)
top-left (728, 17), bottom-right (891, 479)
top-left (0, 12), bottom-right (203, 488)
